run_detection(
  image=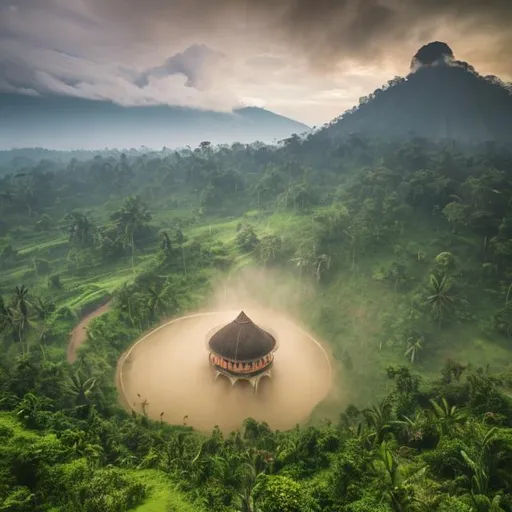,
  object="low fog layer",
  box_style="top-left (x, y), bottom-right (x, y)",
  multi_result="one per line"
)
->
top-left (0, 94), bottom-right (309, 150)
